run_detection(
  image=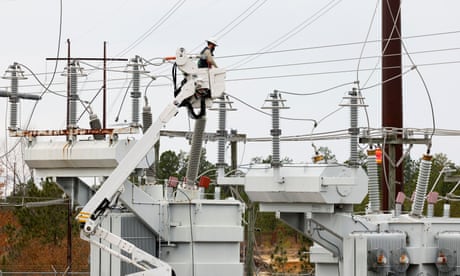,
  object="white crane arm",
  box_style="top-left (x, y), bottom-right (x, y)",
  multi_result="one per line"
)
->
top-left (76, 102), bottom-right (179, 230)
top-left (81, 225), bottom-right (172, 276)
top-left (74, 47), bottom-right (226, 275)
